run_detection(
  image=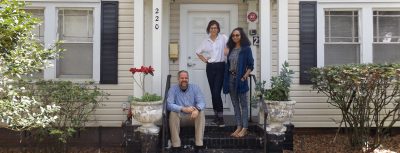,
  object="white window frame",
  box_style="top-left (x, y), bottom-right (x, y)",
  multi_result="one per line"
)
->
top-left (28, 2), bottom-right (101, 83)
top-left (316, 2), bottom-right (400, 67)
